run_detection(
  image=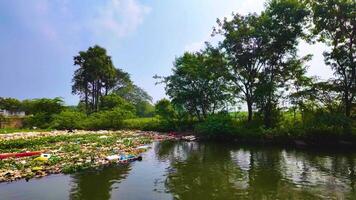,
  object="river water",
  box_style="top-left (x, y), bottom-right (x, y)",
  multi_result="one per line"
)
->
top-left (0, 141), bottom-right (355, 200)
